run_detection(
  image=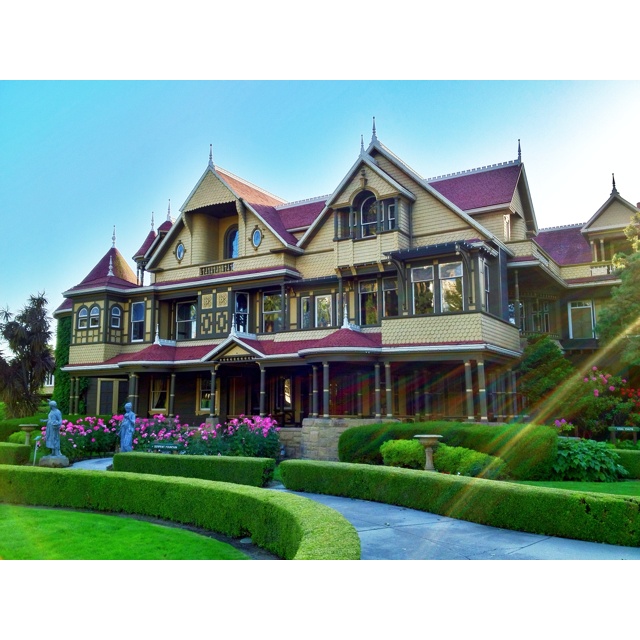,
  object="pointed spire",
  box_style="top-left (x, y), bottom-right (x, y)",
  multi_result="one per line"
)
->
top-left (371, 117), bottom-right (378, 143)
top-left (167, 199), bottom-right (172, 222)
top-left (151, 211), bottom-right (155, 232)
top-left (517, 139), bottom-right (521, 164)
top-left (107, 255), bottom-right (114, 277)
top-left (112, 225), bottom-right (116, 248)
top-left (360, 134), bottom-right (364, 154)
top-left (342, 303), bottom-right (350, 329)
top-left (154, 324), bottom-right (161, 345)
top-left (208, 143), bottom-right (214, 168)
top-left (611, 173), bottom-right (619, 196)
